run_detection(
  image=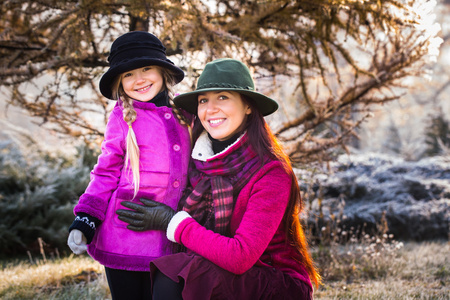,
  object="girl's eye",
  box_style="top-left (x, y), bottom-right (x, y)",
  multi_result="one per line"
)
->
top-left (218, 95), bottom-right (228, 100)
top-left (123, 72), bottom-right (132, 78)
top-left (198, 98), bottom-right (207, 104)
top-left (143, 67), bottom-right (152, 72)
